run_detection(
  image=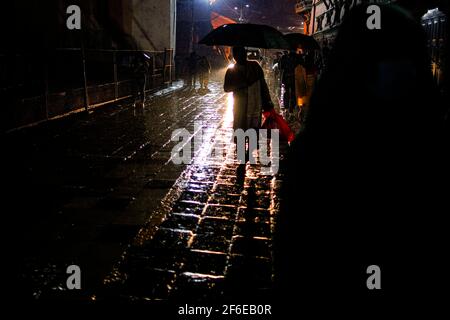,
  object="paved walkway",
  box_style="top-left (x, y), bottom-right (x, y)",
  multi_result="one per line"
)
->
top-left (102, 89), bottom-right (286, 303)
top-left (6, 80), bottom-right (287, 303)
